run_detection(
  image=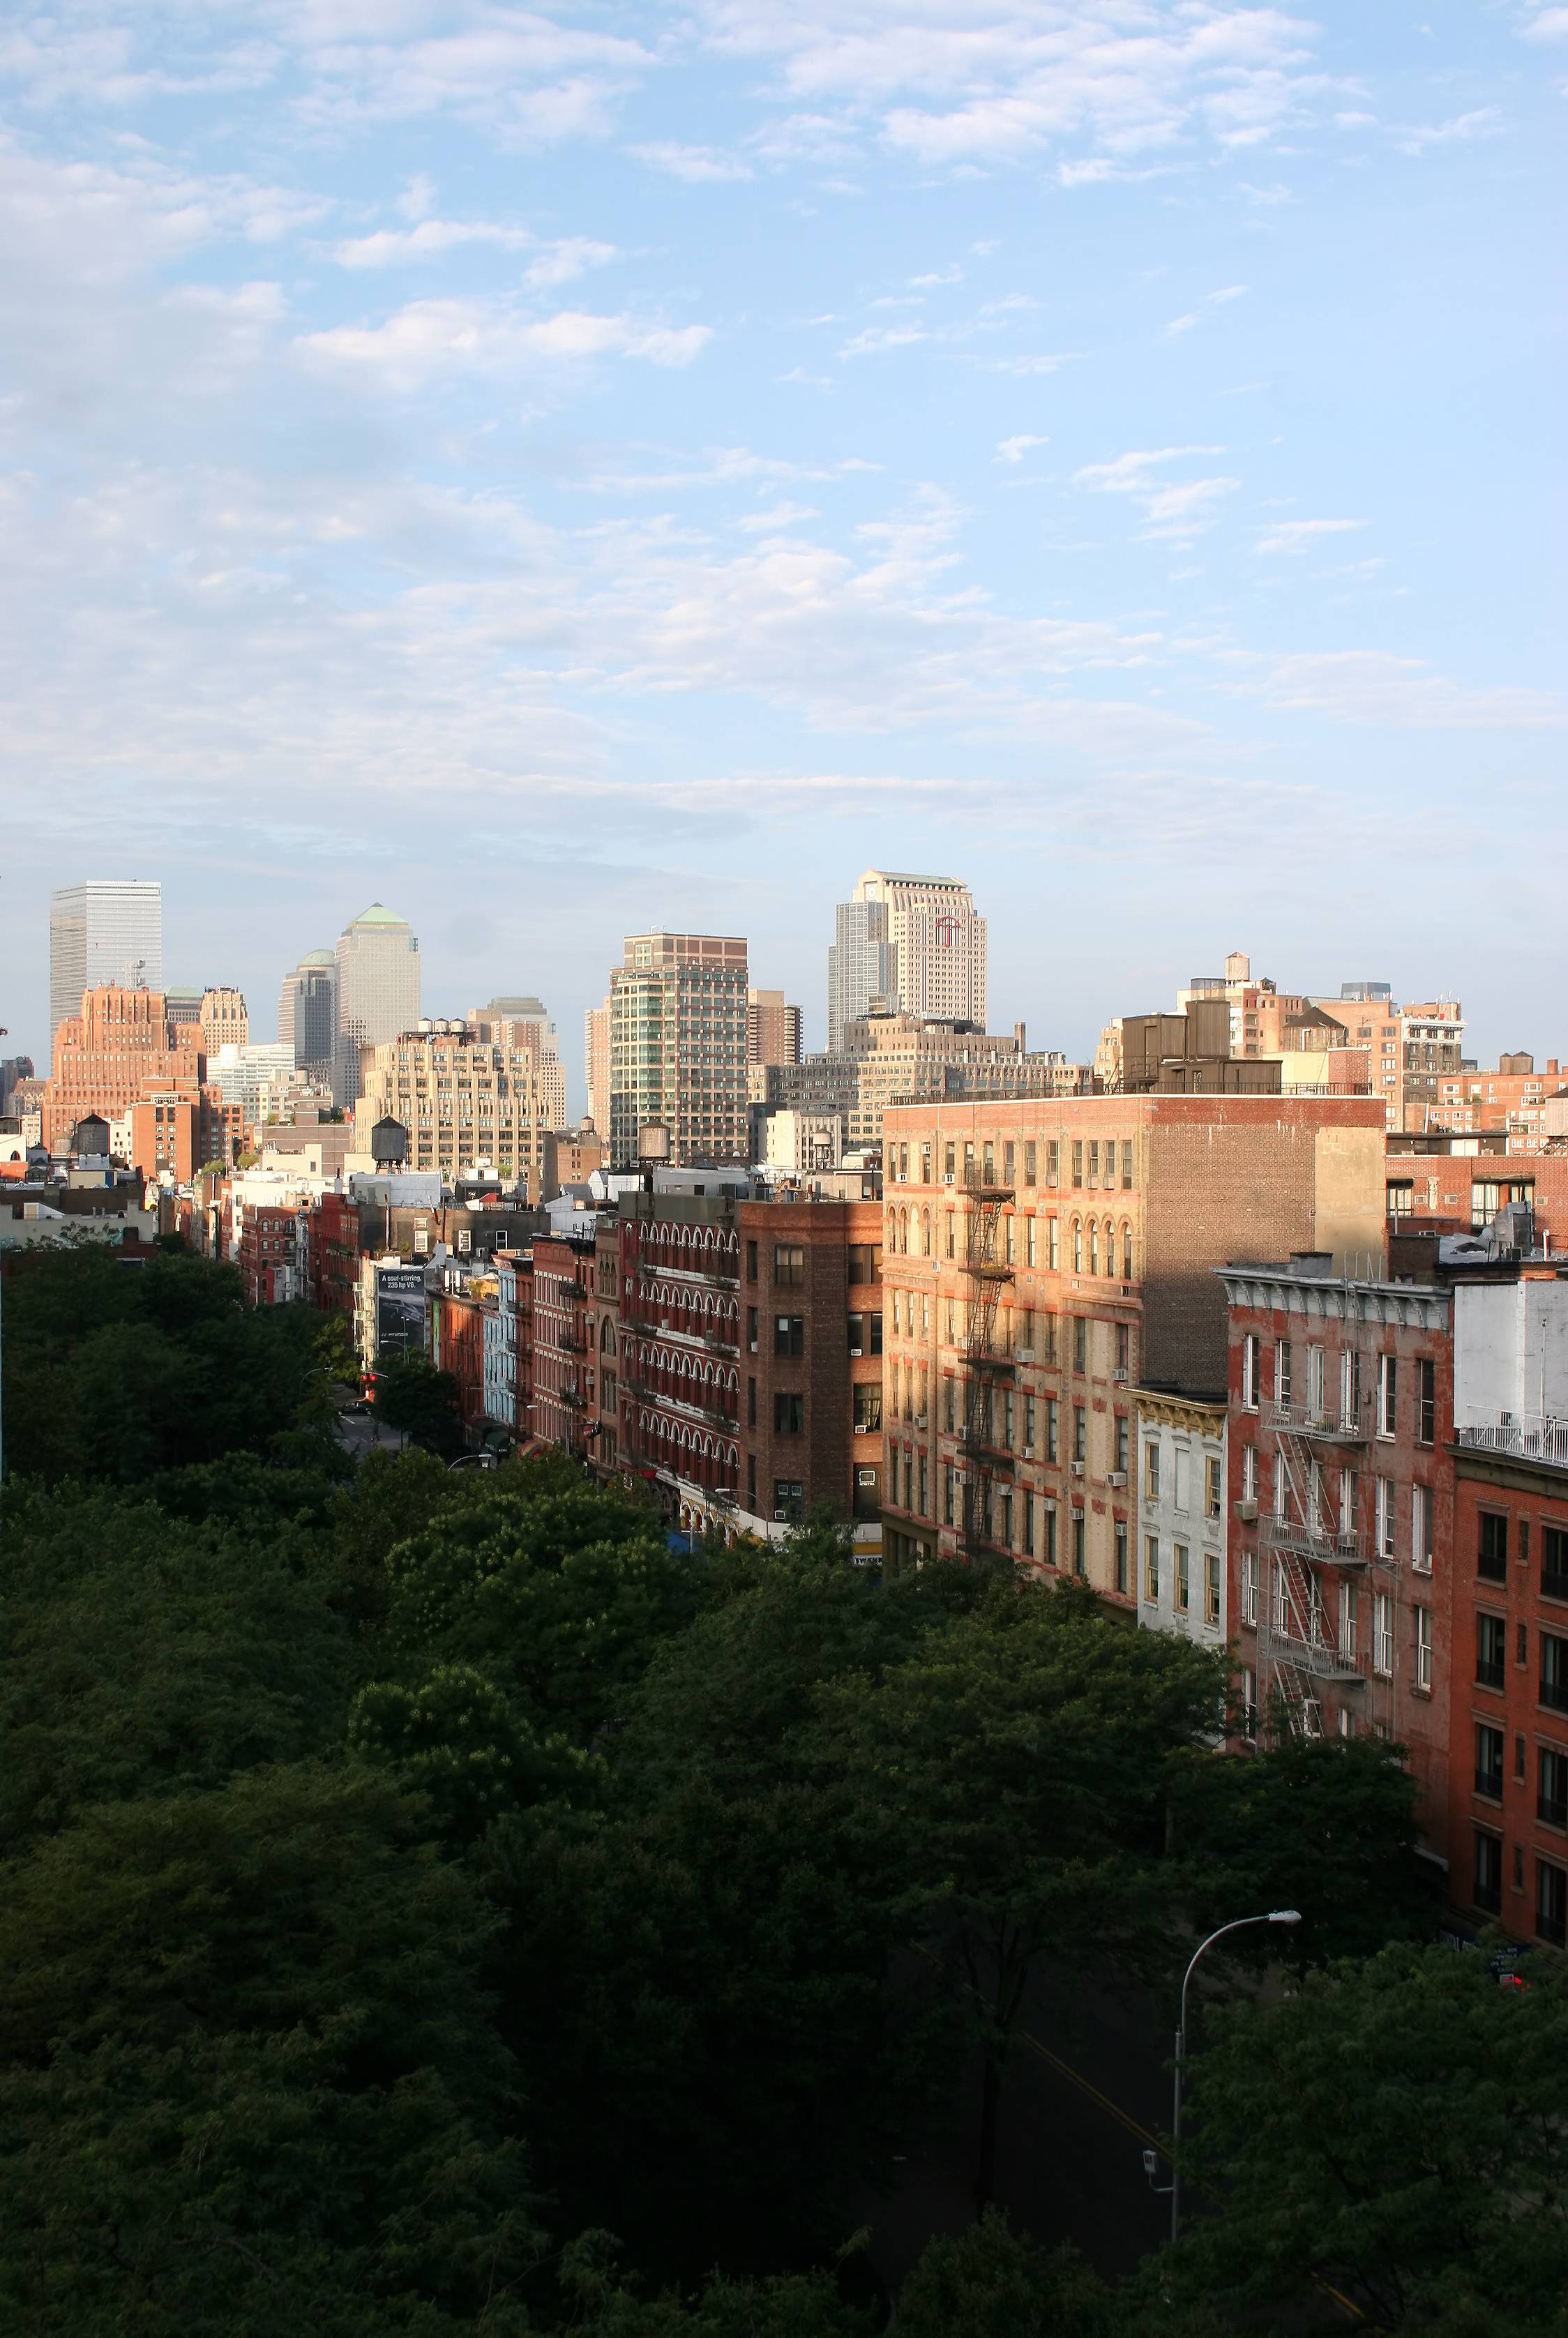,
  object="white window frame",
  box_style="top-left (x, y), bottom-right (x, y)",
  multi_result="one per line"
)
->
top-left (1415, 1603), bottom-right (1433, 1691)
top-left (1242, 1333), bottom-right (1259, 1412)
top-left (1339, 1581), bottom-right (1358, 1662)
top-left (1412, 1484), bottom-right (1433, 1574)
top-left (1377, 1352), bottom-right (1397, 1440)
top-left (1373, 1591), bottom-right (1394, 1677)
top-left (1376, 1475), bottom-right (1396, 1559)
top-left (1242, 1549), bottom-right (1258, 1625)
